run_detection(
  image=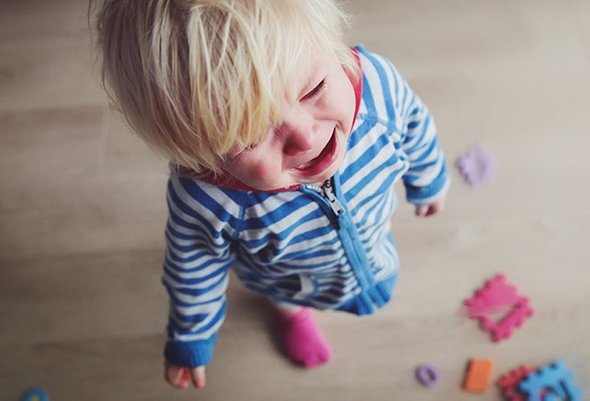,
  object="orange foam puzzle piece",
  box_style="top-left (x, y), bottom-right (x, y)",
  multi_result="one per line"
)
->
top-left (463, 358), bottom-right (494, 393)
